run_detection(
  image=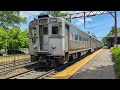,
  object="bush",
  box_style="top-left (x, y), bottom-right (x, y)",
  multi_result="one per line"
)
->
top-left (110, 47), bottom-right (114, 51)
top-left (111, 48), bottom-right (120, 78)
